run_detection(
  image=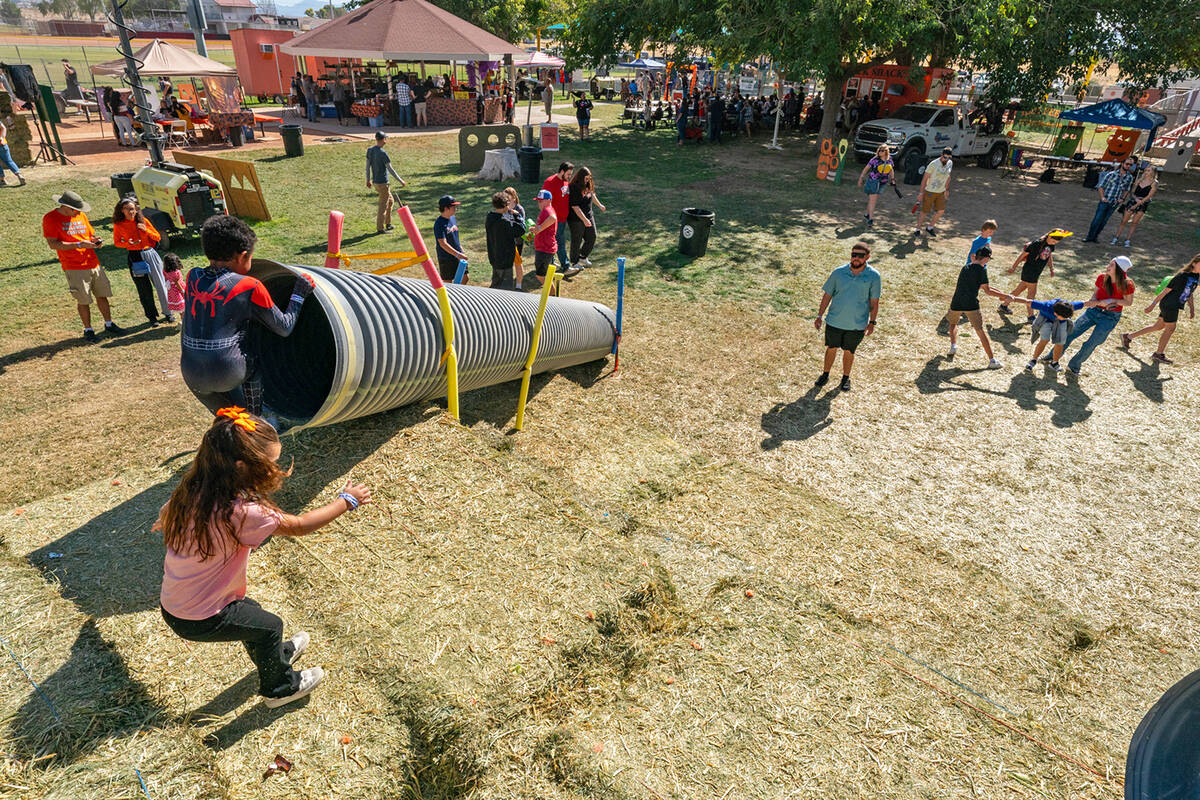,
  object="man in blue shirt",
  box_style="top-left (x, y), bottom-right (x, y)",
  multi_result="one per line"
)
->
top-left (1084, 157), bottom-right (1135, 242)
top-left (433, 195), bottom-right (468, 283)
top-left (814, 242), bottom-right (882, 391)
top-left (365, 131), bottom-right (406, 233)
